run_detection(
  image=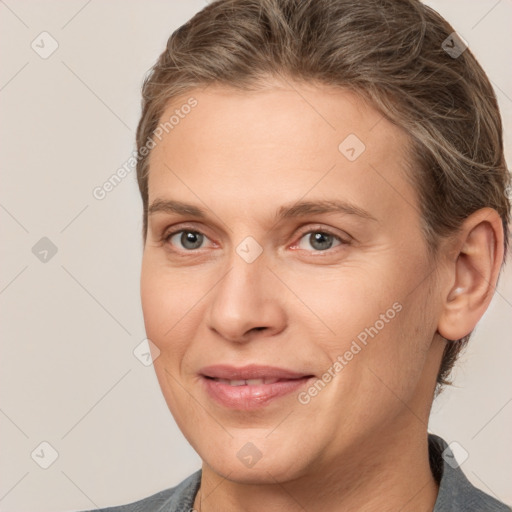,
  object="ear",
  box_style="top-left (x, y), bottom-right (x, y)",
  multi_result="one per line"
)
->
top-left (437, 208), bottom-right (504, 341)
